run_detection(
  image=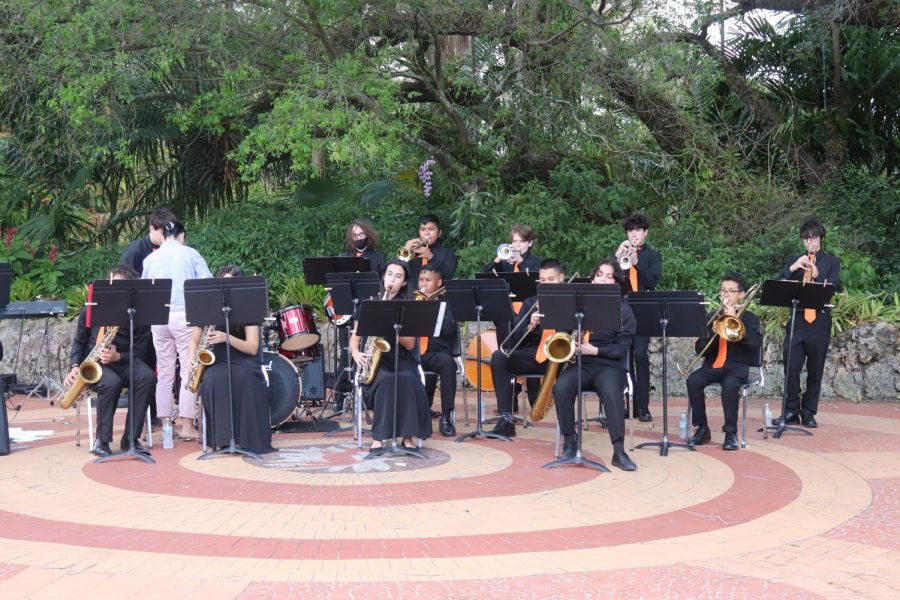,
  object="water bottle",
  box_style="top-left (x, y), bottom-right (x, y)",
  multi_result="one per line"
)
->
top-left (479, 401), bottom-right (487, 422)
top-left (765, 403), bottom-right (773, 428)
top-left (679, 410), bottom-right (688, 441)
top-left (162, 418), bottom-right (174, 449)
